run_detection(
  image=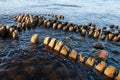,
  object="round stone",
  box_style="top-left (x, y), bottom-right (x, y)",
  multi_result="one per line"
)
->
top-left (93, 42), bottom-right (104, 49)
